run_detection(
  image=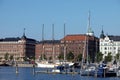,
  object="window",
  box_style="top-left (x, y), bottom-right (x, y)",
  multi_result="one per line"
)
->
top-left (105, 47), bottom-right (107, 50)
top-left (104, 43), bottom-right (107, 46)
top-left (114, 47), bottom-right (116, 50)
